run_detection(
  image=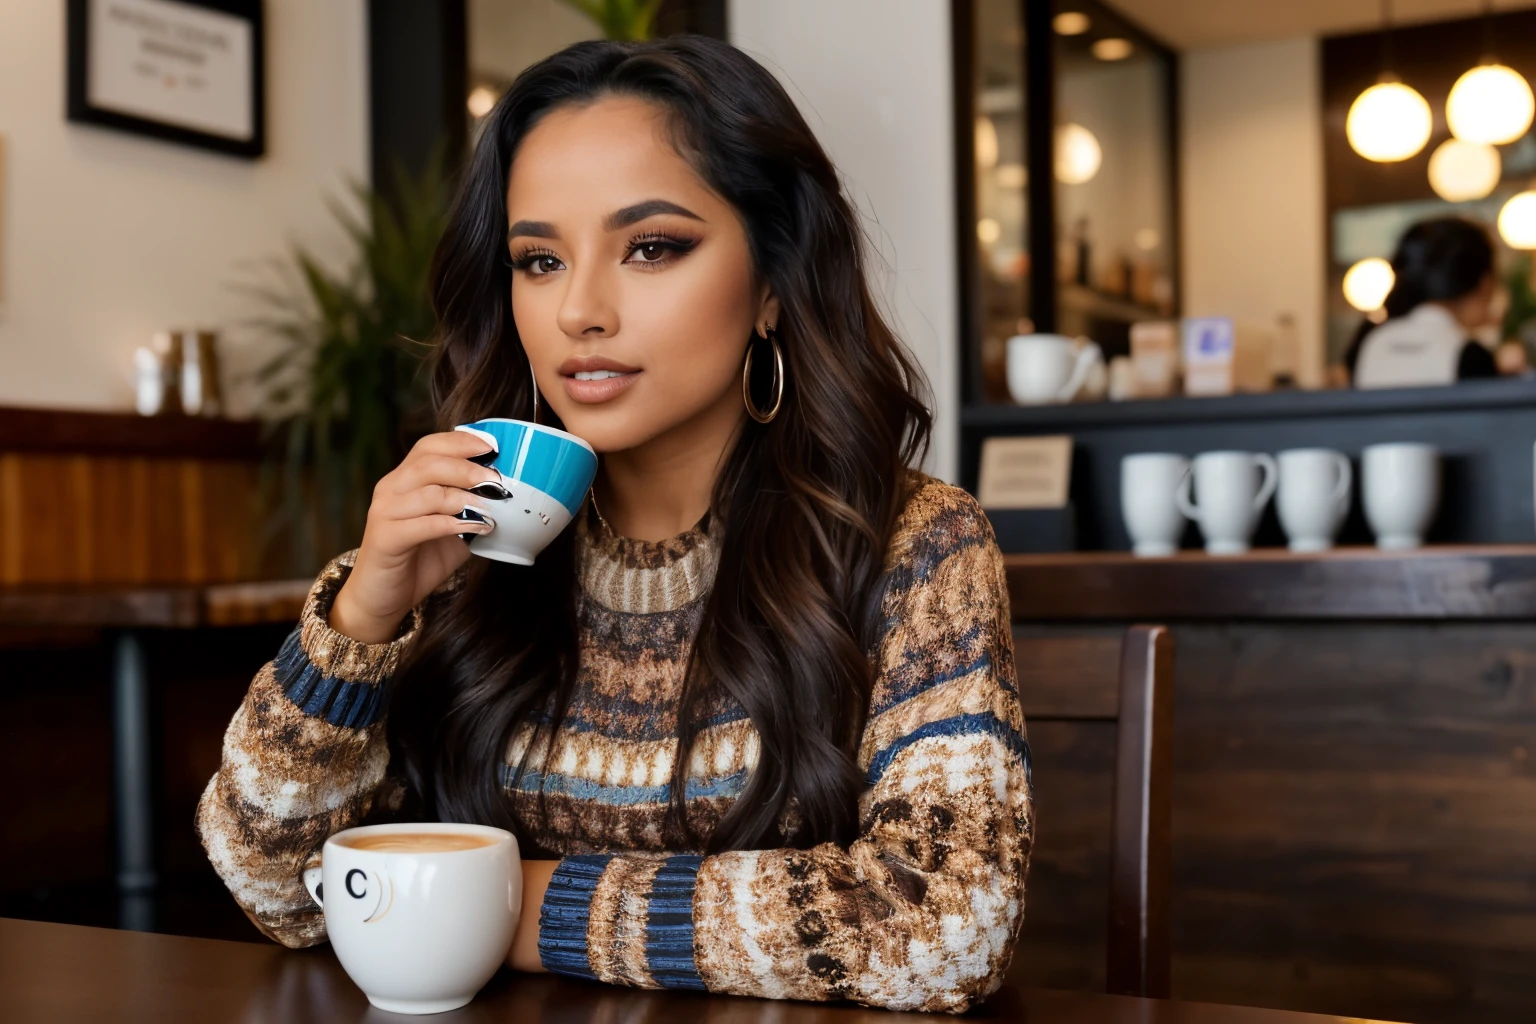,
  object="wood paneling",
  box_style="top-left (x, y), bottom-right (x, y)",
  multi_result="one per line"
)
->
top-left (0, 407), bottom-right (288, 586)
top-left (1012, 620), bottom-right (1536, 1024)
top-left (0, 452), bottom-right (274, 585)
